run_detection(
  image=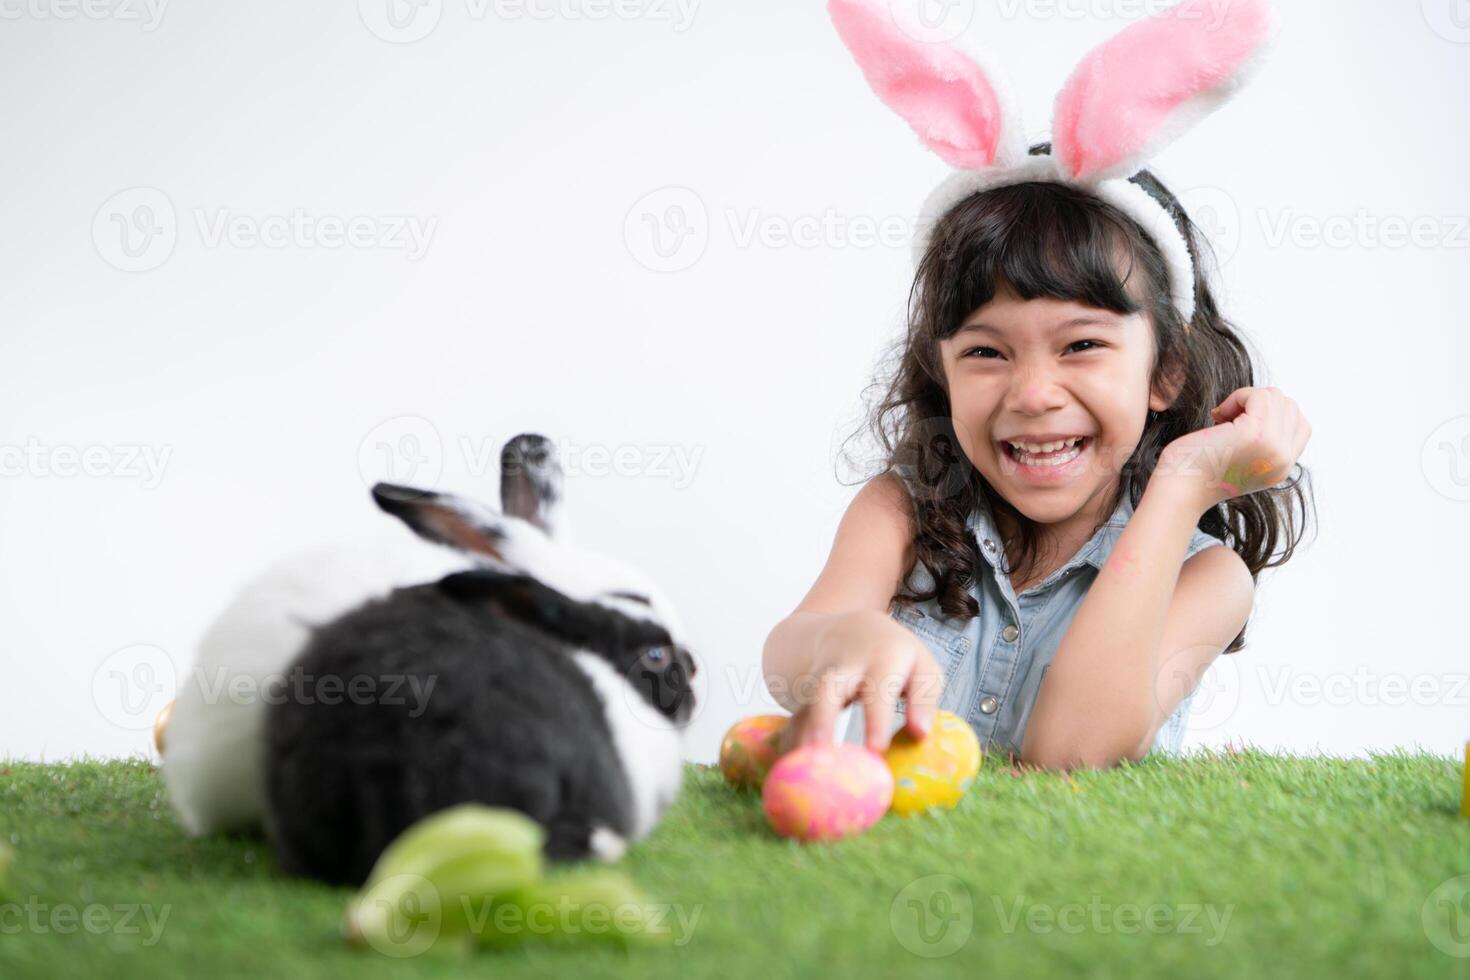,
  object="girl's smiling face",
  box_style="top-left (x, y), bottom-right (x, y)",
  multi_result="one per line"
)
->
top-left (939, 283), bottom-right (1175, 530)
